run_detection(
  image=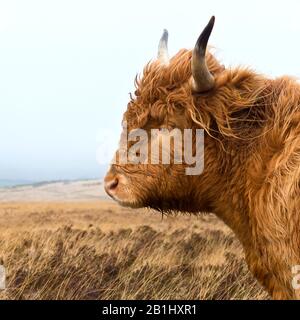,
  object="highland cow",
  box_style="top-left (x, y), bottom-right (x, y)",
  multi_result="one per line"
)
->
top-left (104, 16), bottom-right (300, 299)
